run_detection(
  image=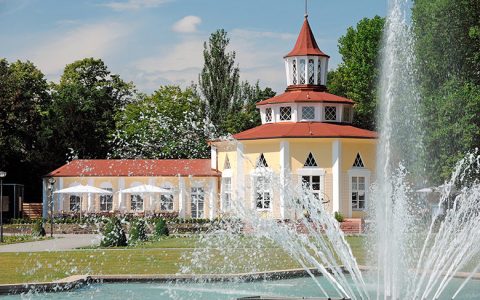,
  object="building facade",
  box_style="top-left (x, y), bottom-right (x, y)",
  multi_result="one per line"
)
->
top-left (43, 16), bottom-right (377, 220)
